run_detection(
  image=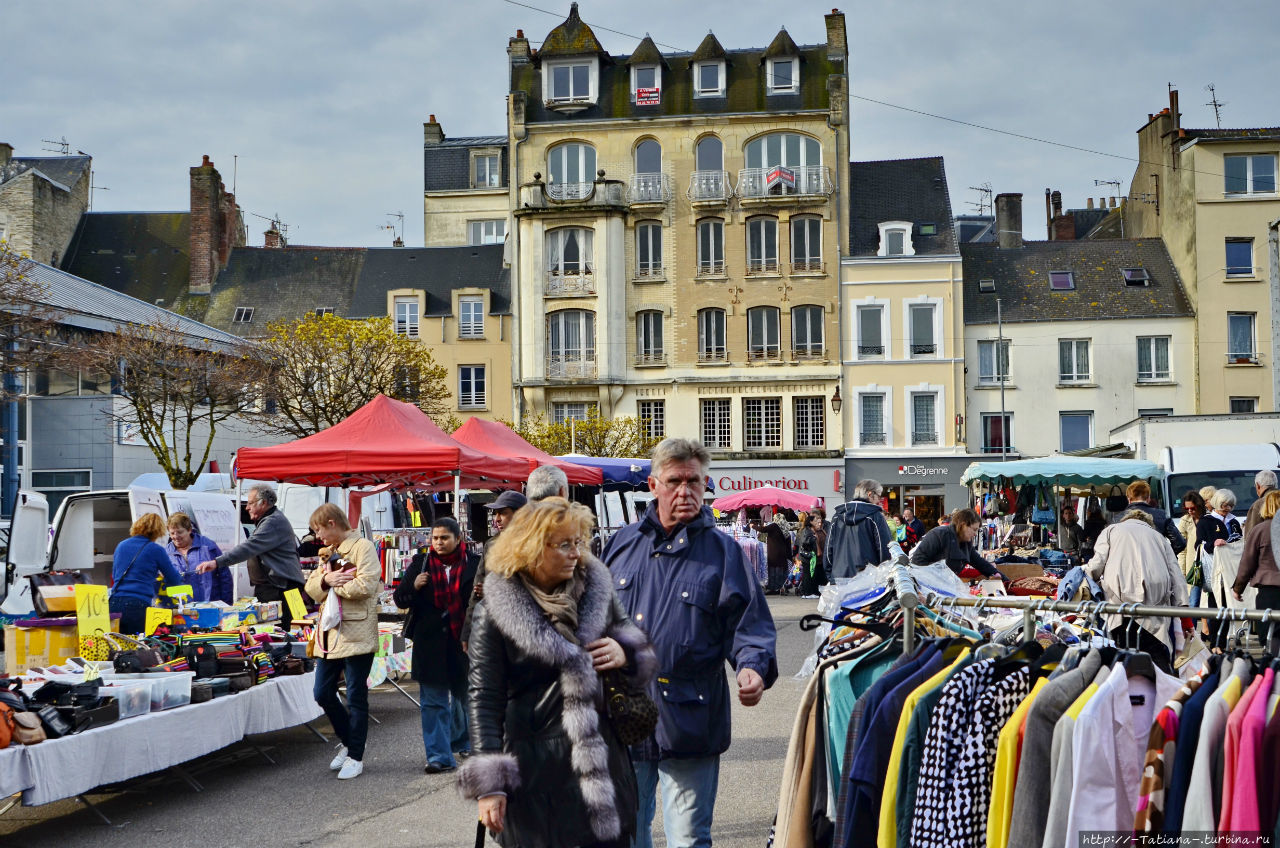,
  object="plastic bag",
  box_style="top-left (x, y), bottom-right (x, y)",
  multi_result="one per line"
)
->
top-left (319, 589), bottom-right (343, 631)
